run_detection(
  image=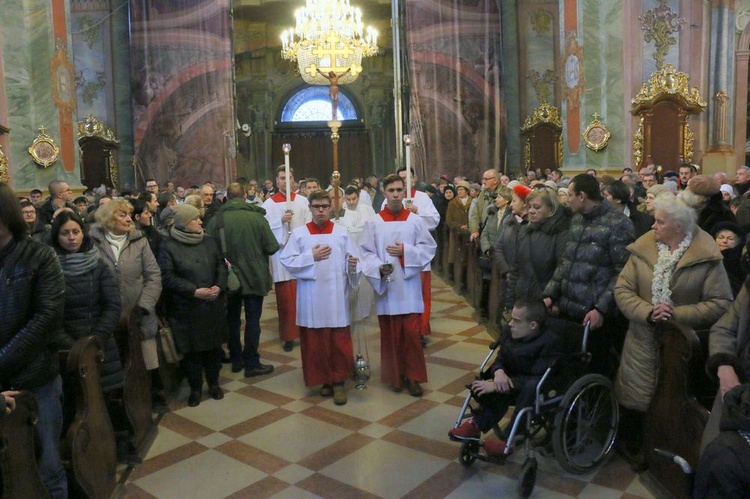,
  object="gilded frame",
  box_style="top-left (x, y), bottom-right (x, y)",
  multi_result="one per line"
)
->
top-left (583, 114), bottom-right (610, 152)
top-left (28, 128), bottom-right (59, 168)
